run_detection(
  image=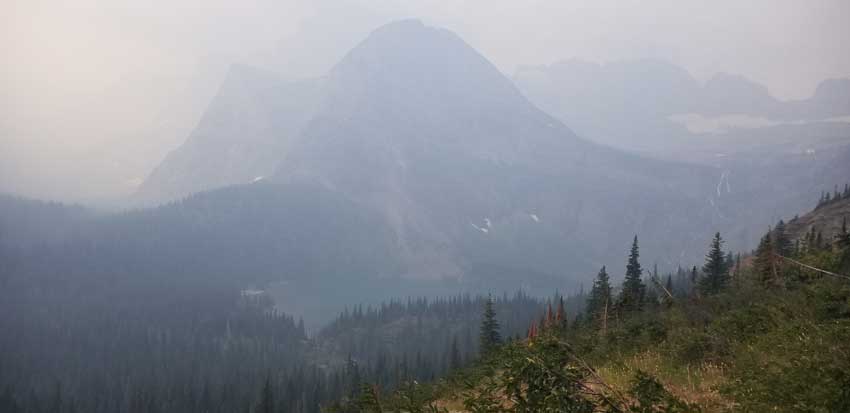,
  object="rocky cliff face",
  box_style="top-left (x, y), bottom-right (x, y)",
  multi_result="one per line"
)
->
top-left (787, 196), bottom-right (850, 243)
